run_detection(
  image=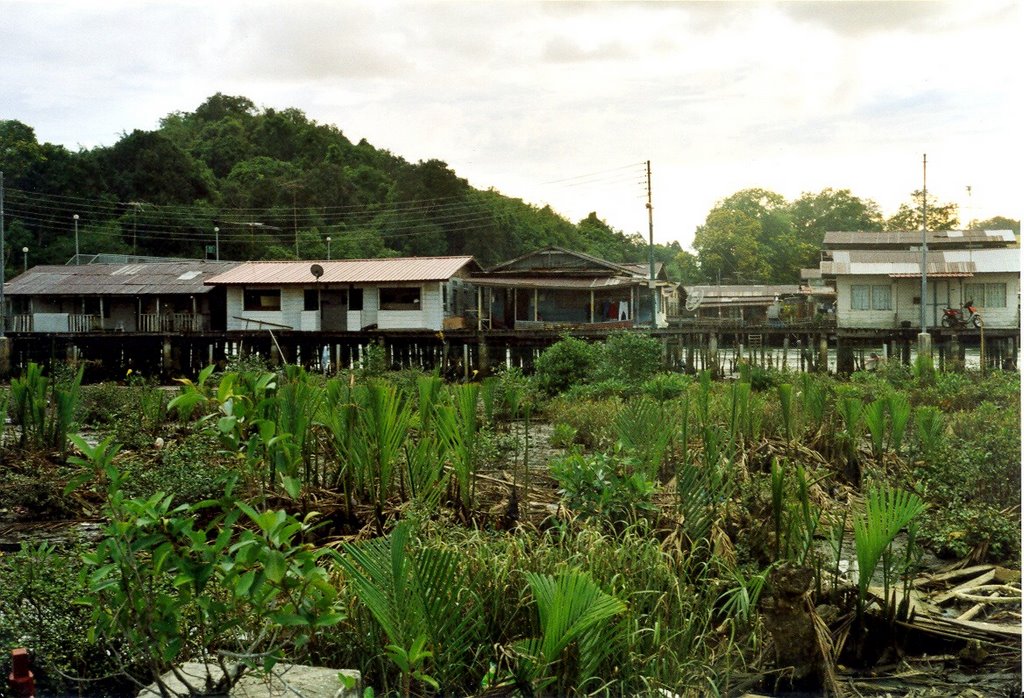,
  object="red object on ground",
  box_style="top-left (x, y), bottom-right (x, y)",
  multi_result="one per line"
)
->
top-left (8, 648), bottom-right (34, 698)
